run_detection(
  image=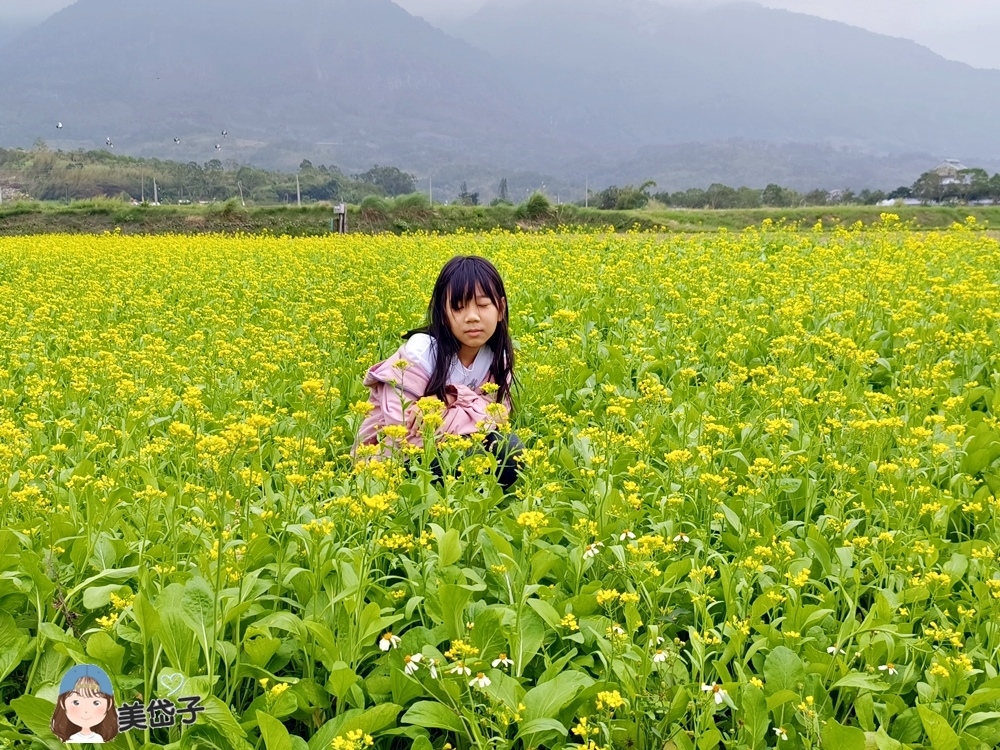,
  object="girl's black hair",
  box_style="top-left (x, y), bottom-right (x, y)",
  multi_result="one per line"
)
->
top-left (404, 255), bottom-right (517, 411)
